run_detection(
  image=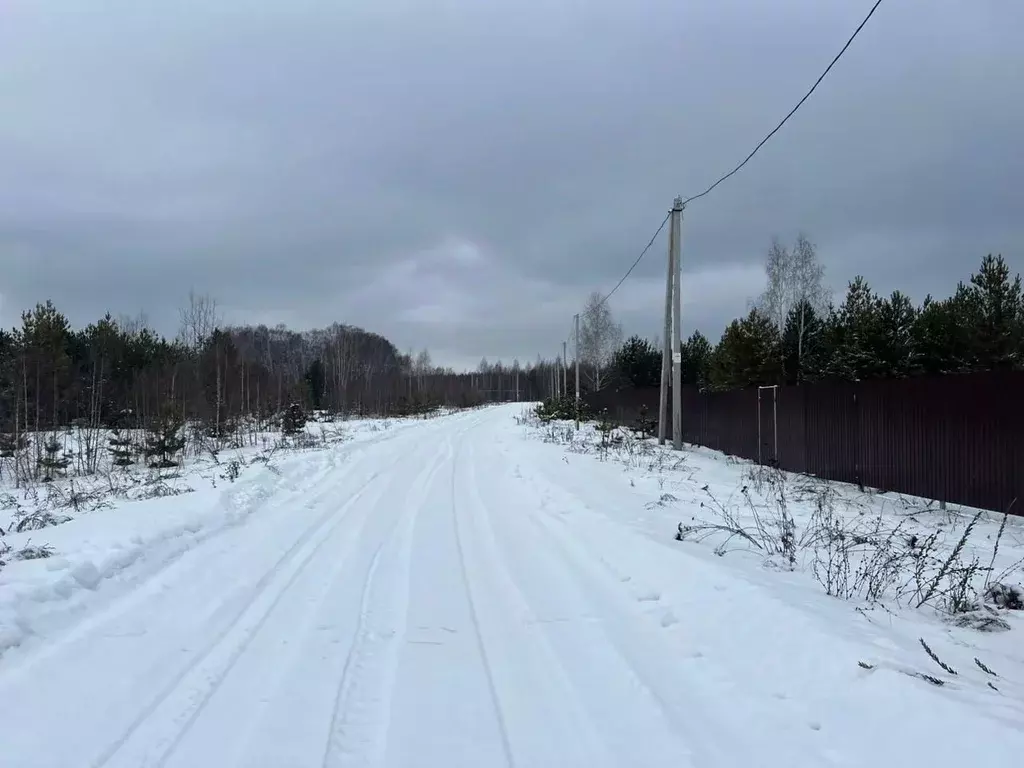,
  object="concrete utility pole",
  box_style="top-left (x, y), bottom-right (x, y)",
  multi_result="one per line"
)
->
top-left (574, 313), bottom-right (581, 430)
top-left (671, 195), bottom-right (684, 450)
top-left (658, 206), bottom-right (673, 446)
